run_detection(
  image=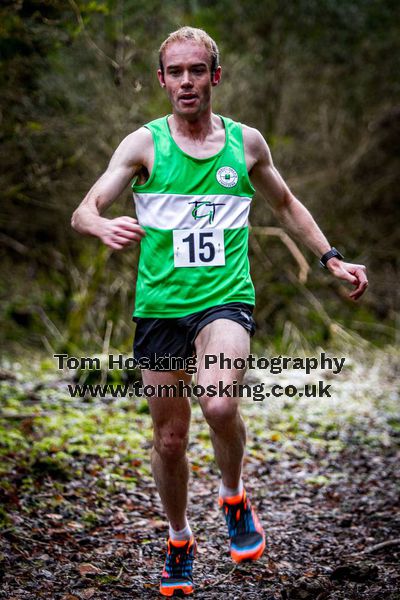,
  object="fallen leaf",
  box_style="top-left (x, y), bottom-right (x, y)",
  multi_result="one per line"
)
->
top-left (149, 518), bottom-right (166, 529)
top-left (303, 570), bottom-right (317, 578)
top-left (78, 563), bottom-right (102, 576)
top-left (67, 521), bottom-right (85, 530)
top-left (80, 589), bottom-right (96, 599)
